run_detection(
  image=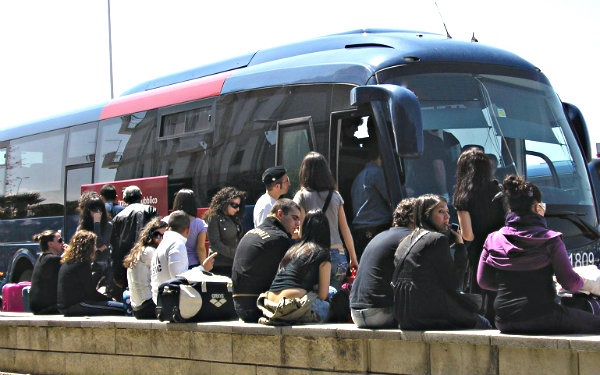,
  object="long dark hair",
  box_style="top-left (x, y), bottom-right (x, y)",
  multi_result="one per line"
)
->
top-left (453, 147), bottom-right (494, 207)
top-left (78, 191), bottom-right (108, 230)
top-left (123, 217), bottom-right (168, 268)
top-left (172, 189), bottom-right (198, 217)
top-left (502, 174), bottom-right (542, 214)
top-left (279, 209), bottom-right (330, 269)
top-left (298, 152), bottom-right (336, 191)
